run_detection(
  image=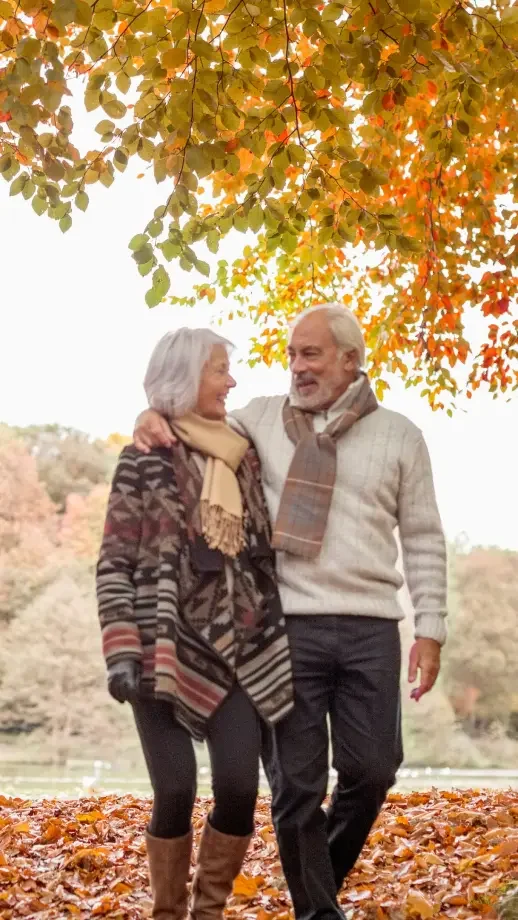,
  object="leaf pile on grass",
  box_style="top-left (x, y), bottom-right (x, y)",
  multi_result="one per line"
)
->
top-left (0, 789), bottom-right (517, 919)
